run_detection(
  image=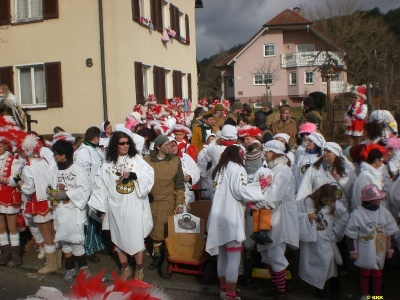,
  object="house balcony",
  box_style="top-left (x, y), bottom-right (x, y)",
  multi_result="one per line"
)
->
top-left (321, 81), bottom-right (350, 94)
top-left (281, 51), bottom-right (345, 69)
